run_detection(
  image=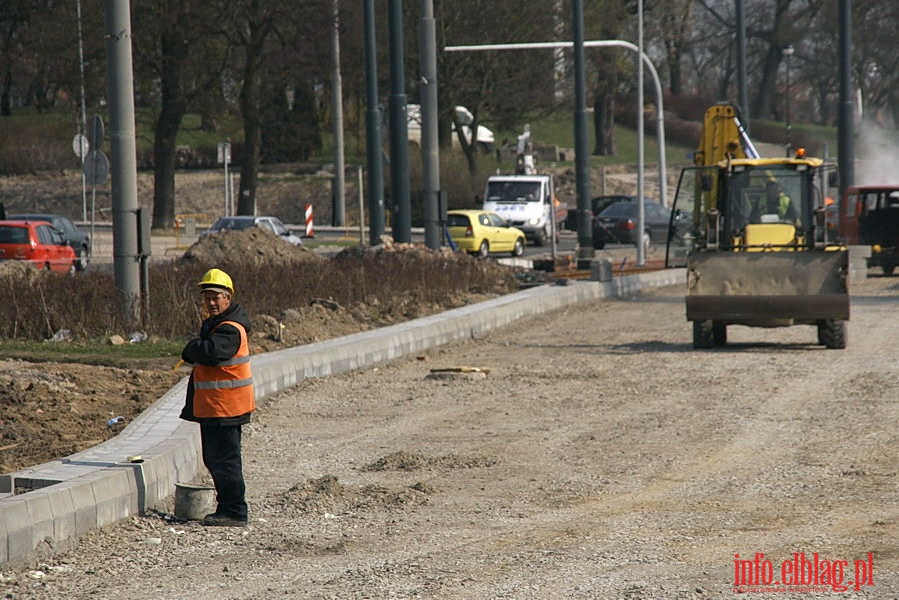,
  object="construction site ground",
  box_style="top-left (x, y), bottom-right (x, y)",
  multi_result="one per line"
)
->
top-left (0, 274), bottom-right (896, 599)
